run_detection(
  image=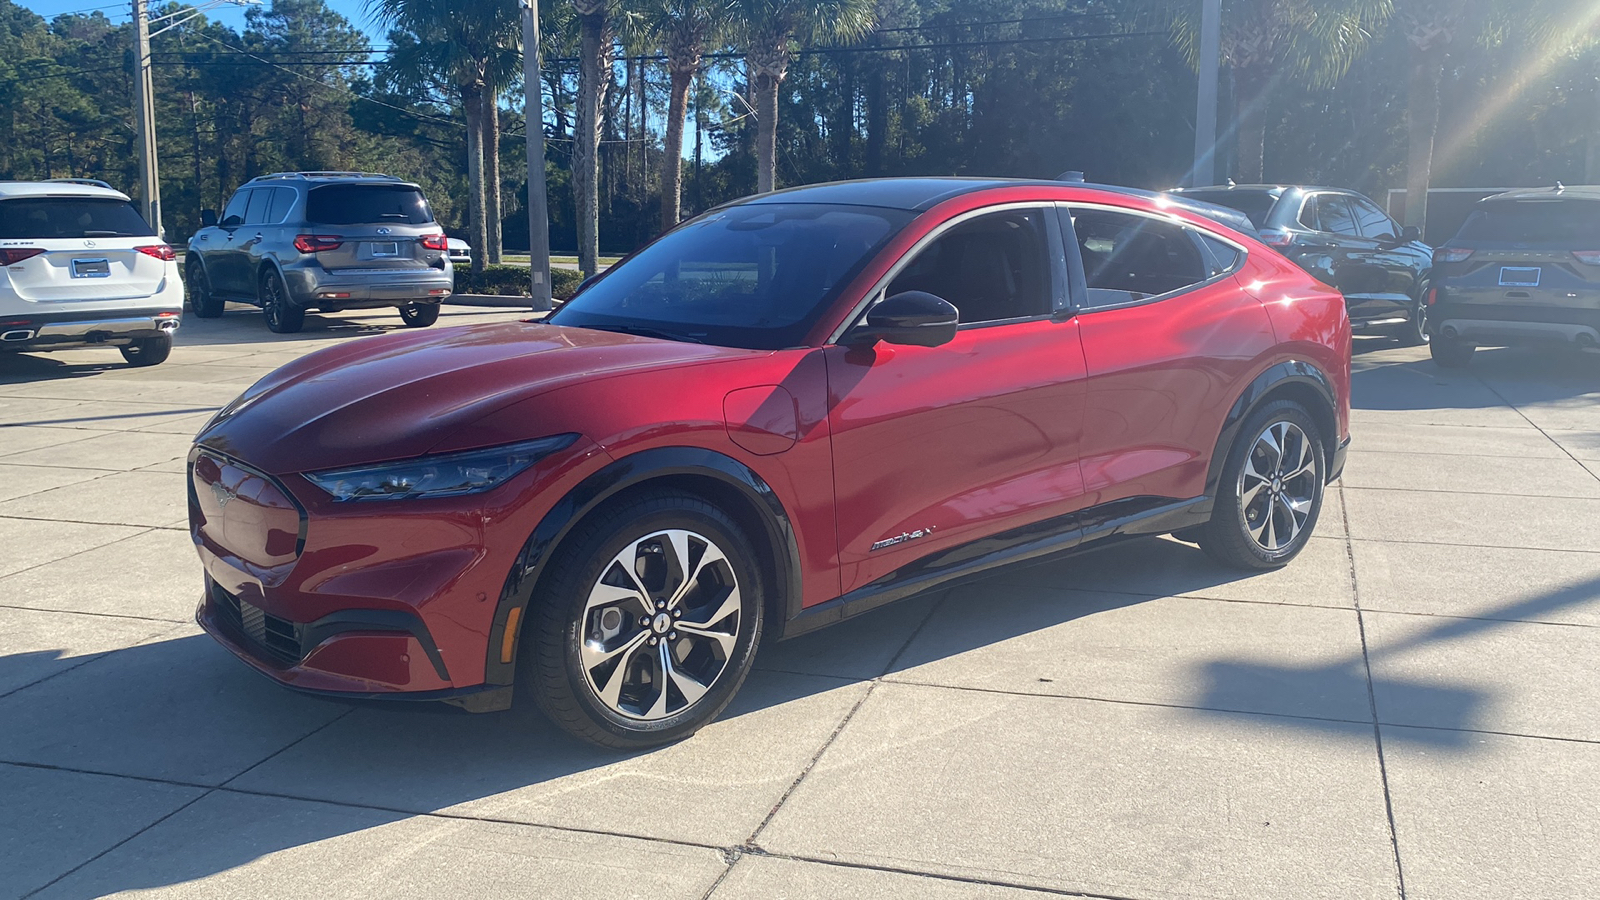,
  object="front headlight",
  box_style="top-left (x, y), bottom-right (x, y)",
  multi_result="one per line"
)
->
top-left (304, 434), bottom-right (578, 502)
